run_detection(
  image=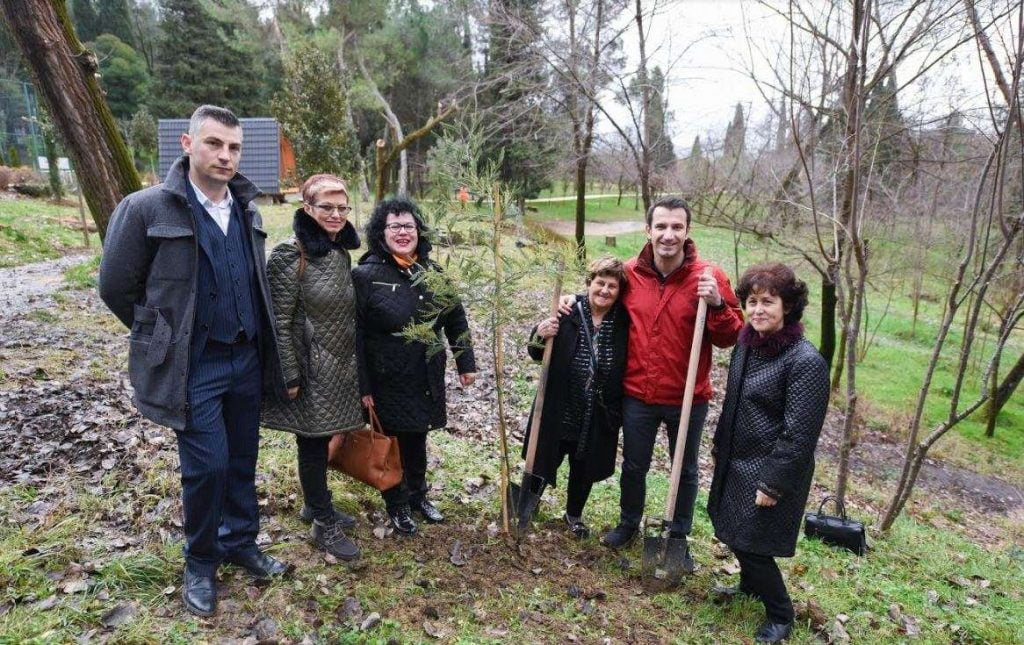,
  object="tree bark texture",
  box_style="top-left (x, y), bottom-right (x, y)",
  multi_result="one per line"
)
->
top-left (985, 352), bottom-right (1023, 437)
top-left (1, 0), bottom-right (140, 240)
